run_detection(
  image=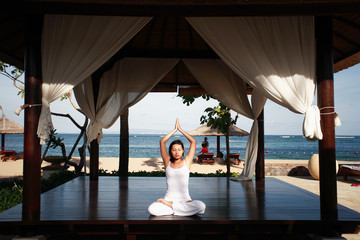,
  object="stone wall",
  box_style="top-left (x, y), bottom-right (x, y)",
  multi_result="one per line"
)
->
top-left (265, 163), bottom-right (309, 176)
